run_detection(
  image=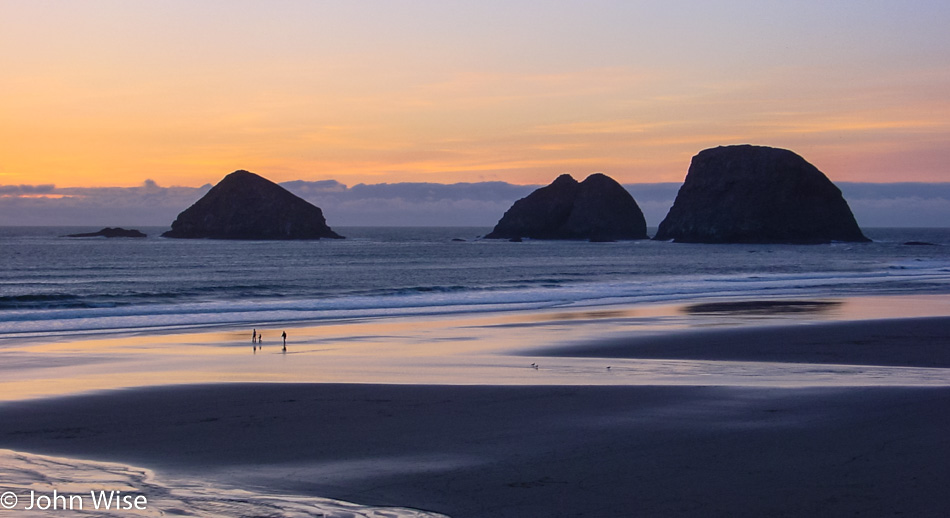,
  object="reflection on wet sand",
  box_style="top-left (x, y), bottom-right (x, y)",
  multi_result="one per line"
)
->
top-left (683, 299), bottom-right (843, 316)
top-left (1, 294), bottom-right (949, 401)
